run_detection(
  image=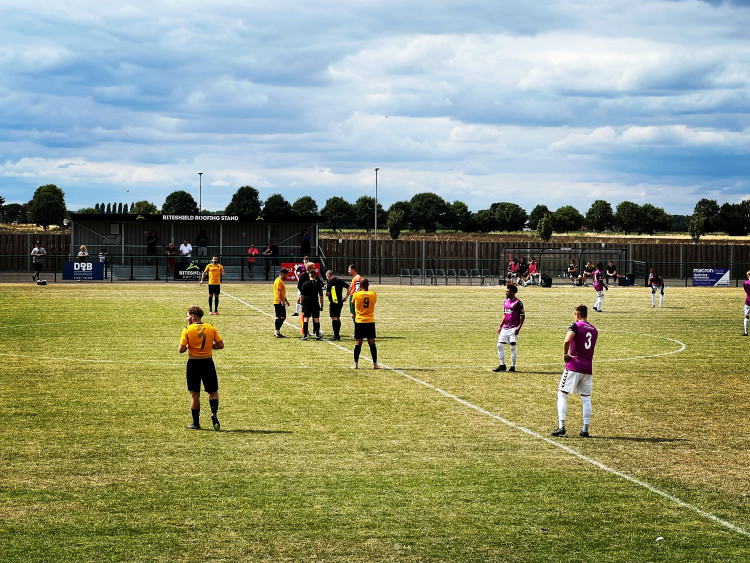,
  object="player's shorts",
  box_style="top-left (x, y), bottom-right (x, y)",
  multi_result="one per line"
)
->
top-left (208, 284), bottom-right (220, 295)
top-left (497, 327), bottom-right (518, 345)
top-left (349, 297), bottom-right (355, 315)
top-left (33, 262), bottom-right (43, 272)
top-left (354, 322), bottom-right (376, 340)
top-left (744, 304), bottom-right (750, 316)
top-left (302, 304), bottom-right (321, 318)
top-left (558, 368), bottom-right (592, 396)
top-left (274, 303), bottom-right (287, 318)
top-left (595, 289), bottom-right (604, 298)
top-left (186, 357), bottom-right (219, 393)
top-left (329, 302), bottom-right (344, 317)
top-left (651, 285), bottom-right (664, 294)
